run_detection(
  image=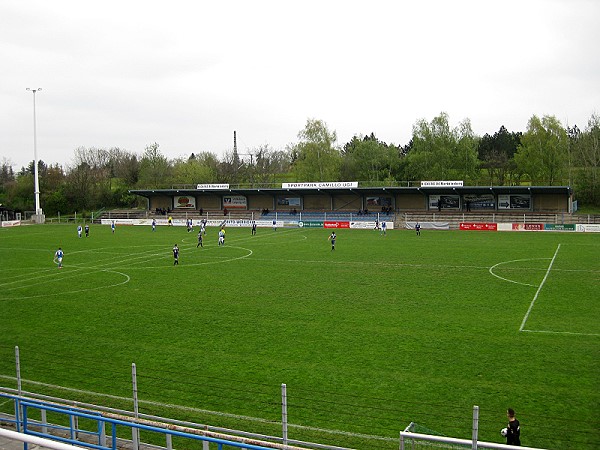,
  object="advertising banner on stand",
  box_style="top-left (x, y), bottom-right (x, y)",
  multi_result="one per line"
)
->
top-left (223, 195), bottom-right (247, 209)
top-left (429, 195), bottom-right (460, 210)
top-left (498, 195), bottom-right (531, 210)
top-left (174, 196), bottom-right (196, 208)
top-left (463, 194), bottom-right (495, 210)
